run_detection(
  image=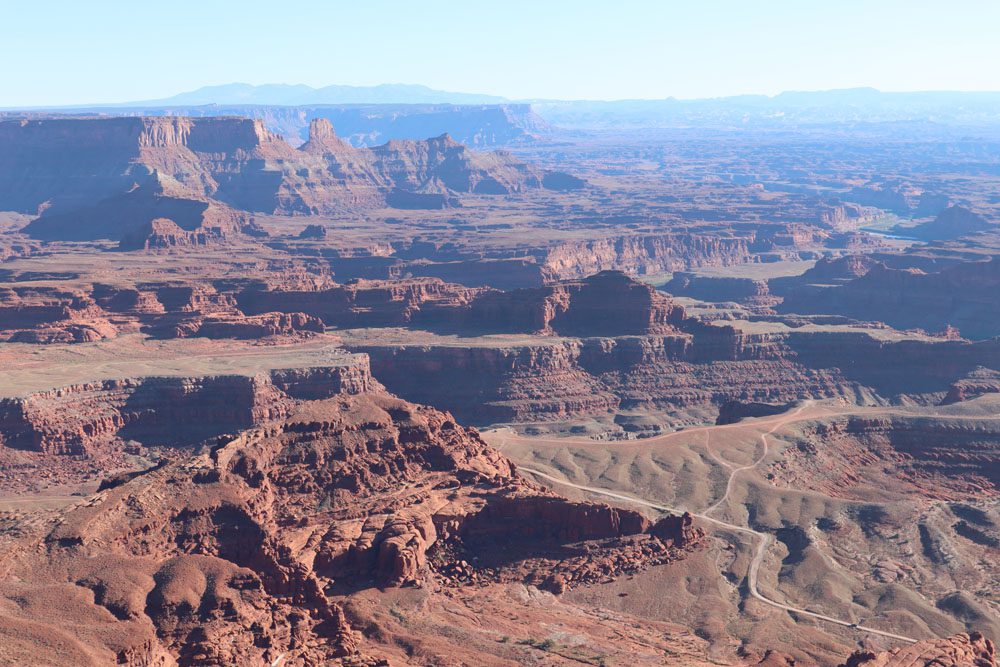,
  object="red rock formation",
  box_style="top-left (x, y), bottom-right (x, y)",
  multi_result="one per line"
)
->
top-left (0, 285), bottom-right (119, 343)
top-left (237, 277), bottom-right (485, 328)
top-left (356, 341), bottom-right (623, 424)
top-left (779, 256), bottom-right (1000, 340)
top-left (0, 388), bottom-right (703, 664)
top-left (466, 270), bottom-right (687, 336)
top-left (0, 358), bottom-right (374, 456)
top-left (941, 368), bottom-right (1000, 405)
top-left (297, 223), bottom-right (327, 239)
top-left (797, 254), bottom-right (879, 282)
top-left (847, 180), bottom-right (930, 216)
top-left (22, 169), bottom-right (253, 247)
top-left (130, 102), bottom-right (553, 148)
top-left (351, 306), bottom-right (1000, 426)
top-left (838, 632), bottom-right (996, 667)
top-left (167, 312), bottom-right (325, 339)
top-left (816, 202), bottom-right (876, 231)
top-left (239, 271), bottom-right (685, 337)
top-left (0, 116), bottom-right (562, 245)
top-left (535, 233), bottom-right (757, 279)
